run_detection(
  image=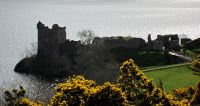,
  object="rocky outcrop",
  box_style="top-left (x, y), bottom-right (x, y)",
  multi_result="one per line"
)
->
top-left (14, 56), bottom-right (74, 78)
